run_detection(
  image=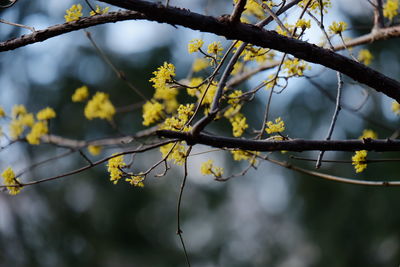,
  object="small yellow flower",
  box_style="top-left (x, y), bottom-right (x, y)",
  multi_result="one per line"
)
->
top-left (72, 85), bottom-right (89, 102)
top-left (126, 175), bottom-right (145, 187)
top-left (12, 104), bottom-right (27, 118)
top-left (192, 58), bottom-right (209, 72)
top-left (207, 41), bottom-right (223, 56)
top-left (188, 39), bottom-right (204, 54)
top-left (392, 101), bottom-right (400, 115)
top-left (26, 121), bottom-right (48, 145)
top-left (84, 92), bottom-right (116, 121)
top-left (64, 4), bottom-right (83, 23)
top-left (359, 129), bottom-right (377, 140)
top-left (229, 113), bottom-right (248, 137)
top-left (328, 21), bottom-right (347, 35)
top-left (9, 119), bottom-right (24, 140)
top-left (20, 113), bottom-right (35, 127)
top-left (383, 0), bottom-right (399, 20)
top-left (265, 117), bottom-right (285, 134)
top-left (89, 5), bottom-right (110, 16)
top-left (283, 58), bottom-right (310, 76)
top-left (88, 145), bottom-right (102, 156)
top-left (200, 159), bottom-right (223, 178)
top-left (352, 150), bottom-right (368, 173)
top-left (160, 142), bottom-right (187, 165)
top-left (295, 19), bottom-right (311, 30)
top-left (1, 167), bottom-right (22, 195)
top-left (357, 49), bottom-right (373, 65)
top-left (107, 154), bottom-right (126, 184)
top-left (142, 100), bottom-right (164, 126)
top-left (0, 106), bottom-right (5, 117)
top-left (37, 107), bottom-right (56, 120)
